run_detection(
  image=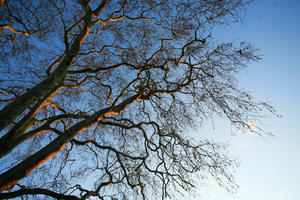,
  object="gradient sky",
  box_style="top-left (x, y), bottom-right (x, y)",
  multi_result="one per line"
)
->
top-left (1, 1), bottom-right (298, 199)
top-left (193, 0), bottom-right (300, 199)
